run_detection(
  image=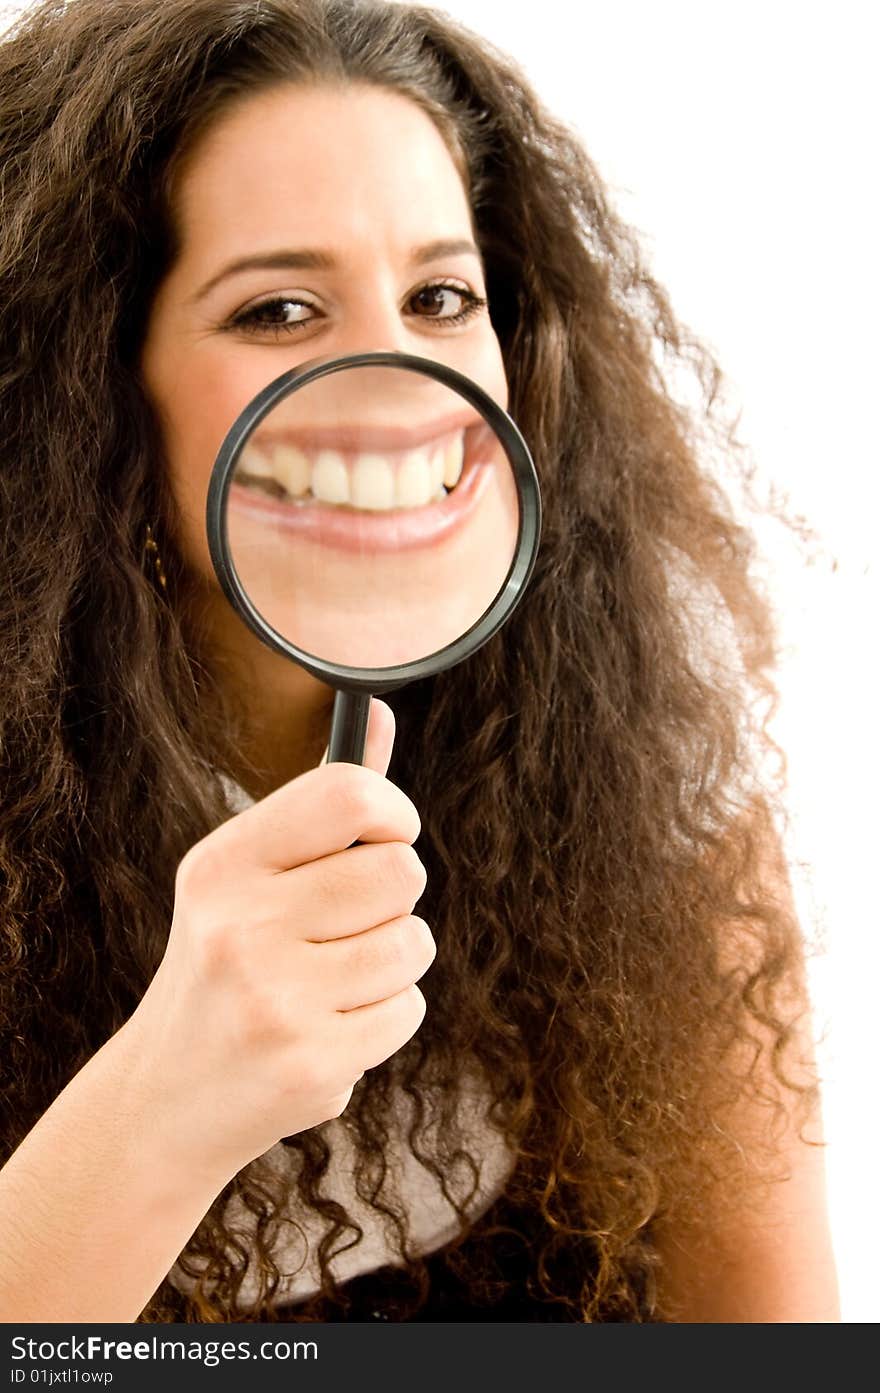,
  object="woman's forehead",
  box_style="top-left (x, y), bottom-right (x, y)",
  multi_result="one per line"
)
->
top-left (168, 82), bottom-right (475, 268)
